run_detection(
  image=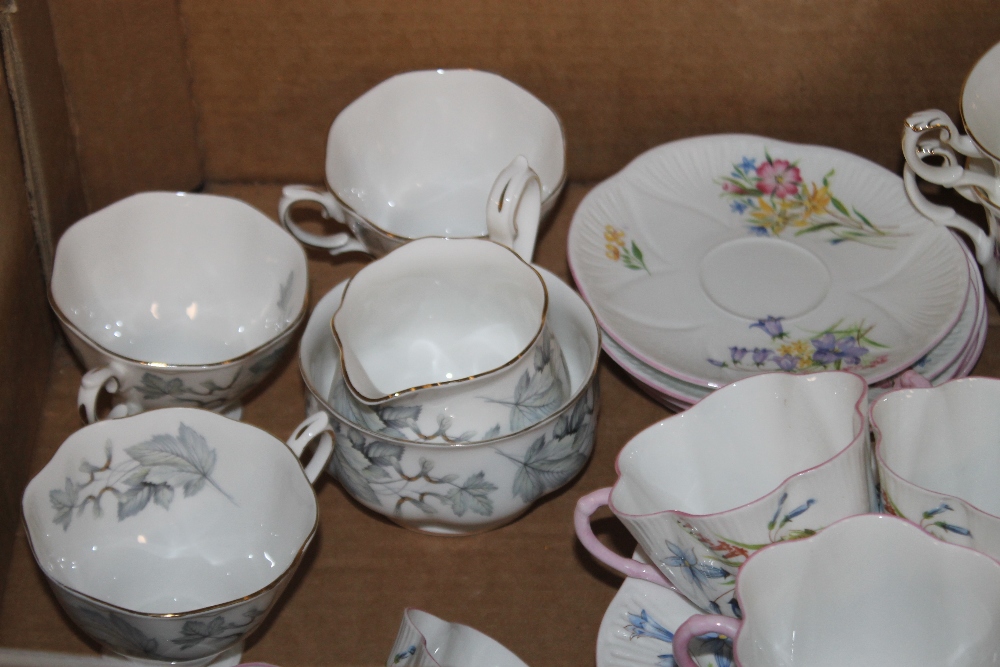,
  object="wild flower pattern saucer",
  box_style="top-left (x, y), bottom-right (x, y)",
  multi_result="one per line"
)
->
top-left (568, 135), bottom-right (970, 388)
top-left (596, 549), bottom-right (732, 667)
